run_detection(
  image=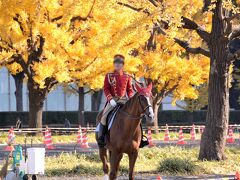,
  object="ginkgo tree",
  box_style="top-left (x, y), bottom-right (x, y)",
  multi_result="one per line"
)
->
top-left (119, 0), bottom-right (240, 160)
top-left (71, 0), bottom-right (210, 132)
top-left (176, 84), bottom-right (208, 111)
top-left (175, 0), bottom-right (240, 161)
top-left (116, 0), bottom-right (210, 132)
top-left (0, 0), bottom-right (157, 128)
top-left (135, 34), bottom-right (209, 132)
